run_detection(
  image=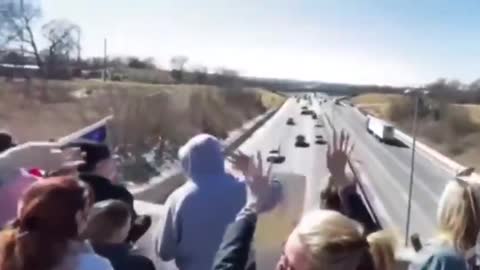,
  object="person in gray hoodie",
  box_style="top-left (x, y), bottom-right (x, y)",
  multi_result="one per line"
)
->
top-left (156, 134), bottom-right (247, 270)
